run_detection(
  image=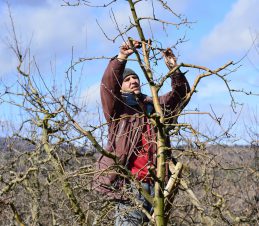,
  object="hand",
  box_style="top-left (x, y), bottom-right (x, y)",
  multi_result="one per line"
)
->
top-left (117, 40), bottom-right (141, 61)
top-left (162, 48), bottom-right (177, 70)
